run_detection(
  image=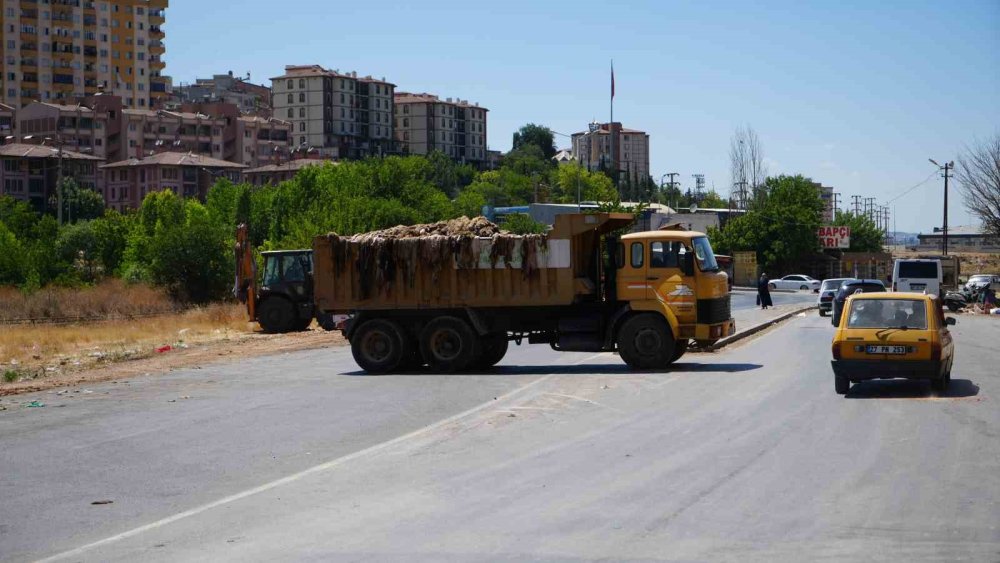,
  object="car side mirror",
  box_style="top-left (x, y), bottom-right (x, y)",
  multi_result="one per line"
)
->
top-left (946, 317), bottom-right (956, 326)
